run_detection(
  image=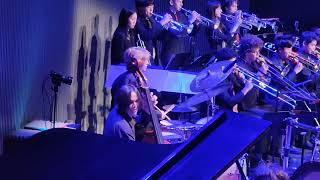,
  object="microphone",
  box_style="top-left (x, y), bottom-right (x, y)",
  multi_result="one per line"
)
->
top-left (294, 79), bottom-right (312, 87)
top-left (223, 61), bottom-right (236, 73)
